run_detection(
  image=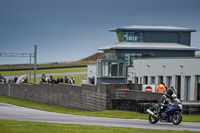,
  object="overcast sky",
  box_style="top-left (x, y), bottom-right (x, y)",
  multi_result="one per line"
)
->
top-left (0, 0), bottom-right (200, 65)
